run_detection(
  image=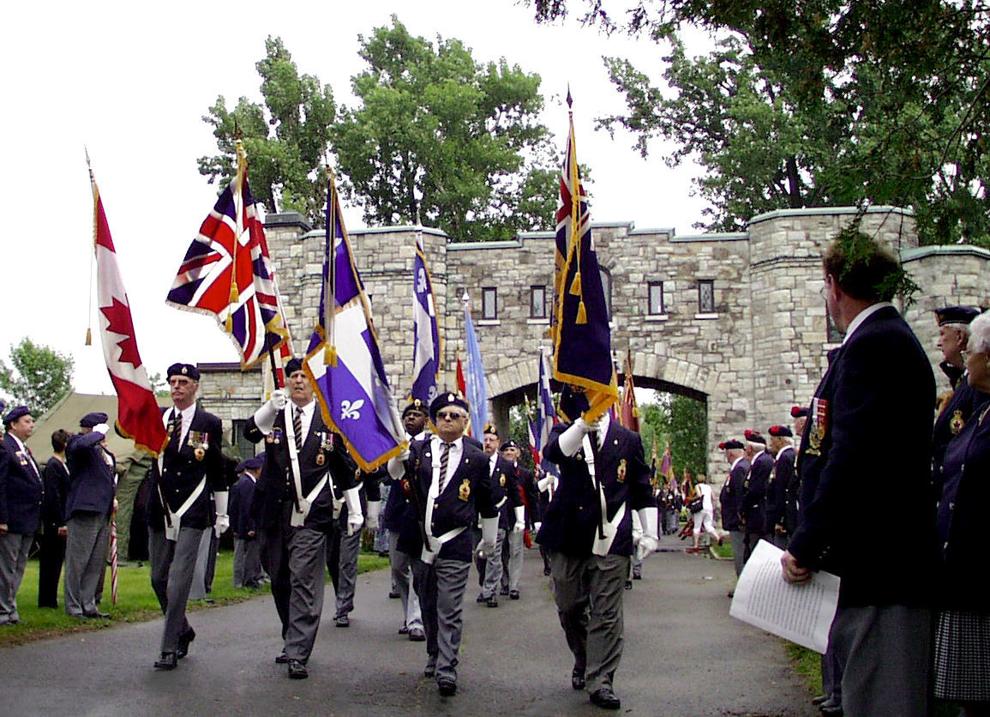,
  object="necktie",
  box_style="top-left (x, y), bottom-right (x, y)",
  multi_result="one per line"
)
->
top-left (438, 442), bottom-right (452, 493)
top-left (169, 408), bottom-right (181, 446)
top-left (293, 406), bottom-right (303, 452)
